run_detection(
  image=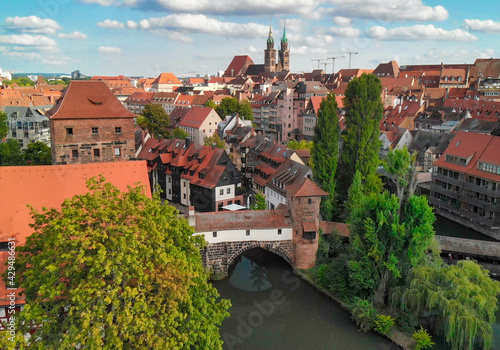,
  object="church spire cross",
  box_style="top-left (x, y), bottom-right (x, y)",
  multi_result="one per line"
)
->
top-left (267, 16), bottom-right (274, 44)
